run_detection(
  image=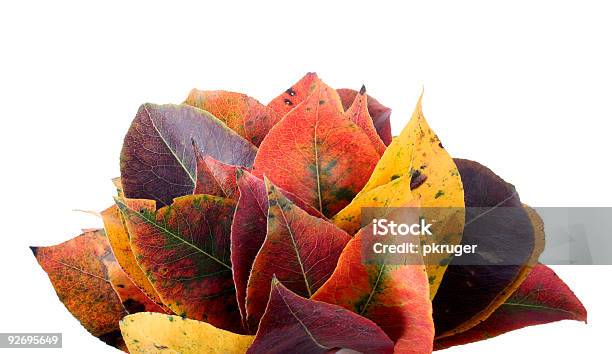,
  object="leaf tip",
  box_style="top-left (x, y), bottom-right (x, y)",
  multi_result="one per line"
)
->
top-left (190, 137), bottom-right (201, 156)
top-left (271, 275), bottom-right (280, 286)
top-left (263, 175), bottom-right (273, 191)
top-left (417, 87), bottom-right (424, 107)
top-left (29, 246), bottom-right (39, 257)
